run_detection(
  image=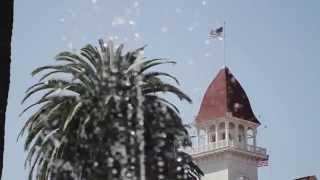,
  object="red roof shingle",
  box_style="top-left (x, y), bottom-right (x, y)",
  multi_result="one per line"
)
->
top-left (196, 67), bottom-right (260, 124)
